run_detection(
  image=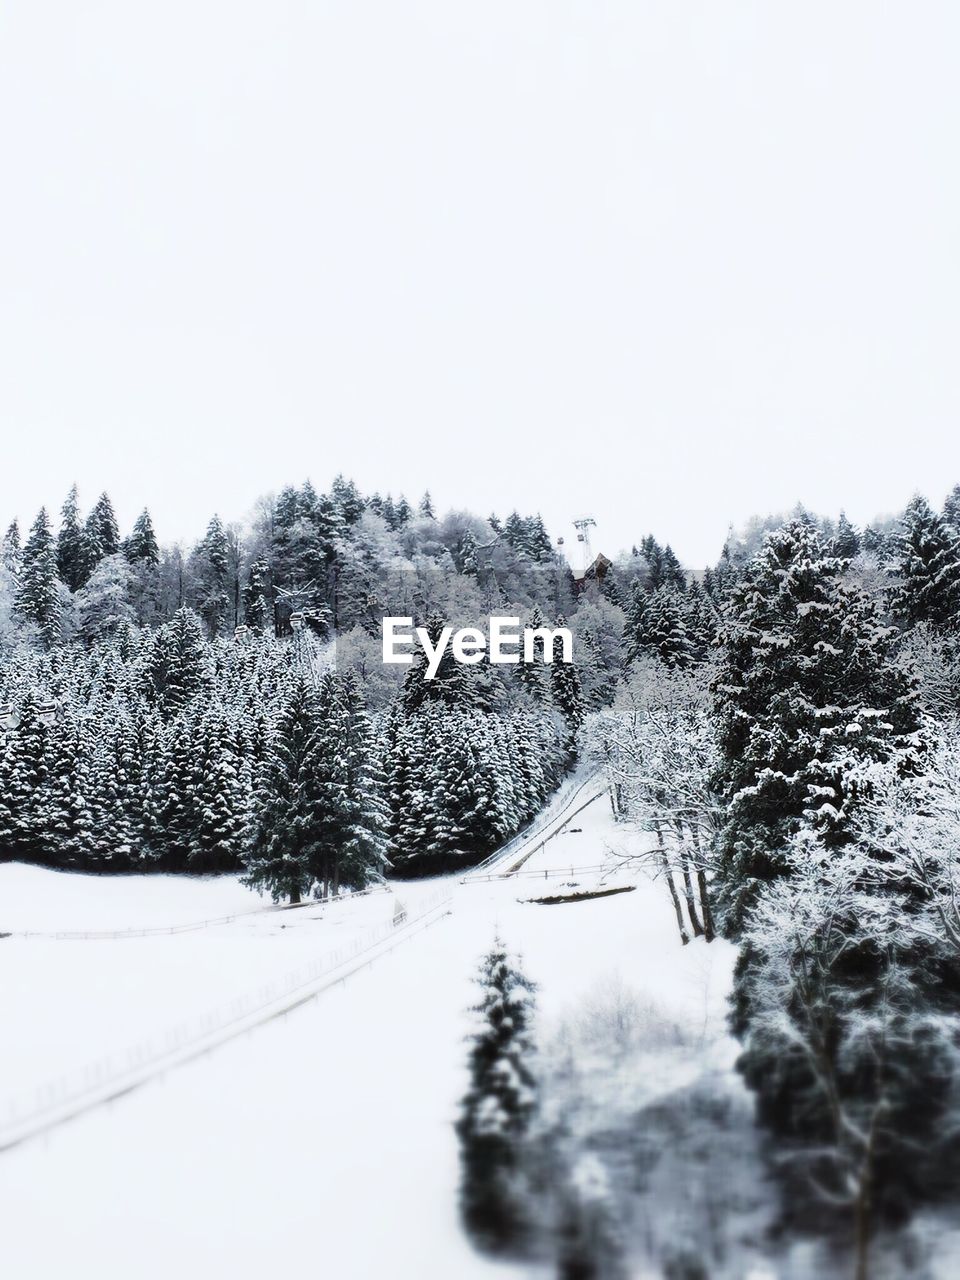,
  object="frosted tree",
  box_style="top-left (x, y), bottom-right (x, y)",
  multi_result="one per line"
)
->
top-left (194, 514), bottom-right (231, 637)
top-left (457, 941), bottom-right (539, 1257)
top-left (243, 677), bottom-right (324, 903)
top-left (625, 585), bottom-right (693, 668)
top-left (123, 508), bottom-right (160, 565)
top-left (712, 520), bottom-right (921, 931)
top-left (1, 520), bottom-right (21, 576)
top-left (147, 606), bottom-right (210, 714)
top-left (549, 616), bottom-right (583, 749)
top-left (76, 554), bottom-right (135, 642)
top-left (887, 494), bottom-right (960, 632)
top-left (739, 837), bottom-right (958, 1279)
top-left (83, 491), bottom-right (121, 576)
top-left (56, 485), bottom-right (88, 591)
top-left (589, 658), bottom-right (720, 943)
top-left (834, 510), bottom-right (862, 560)
top-left (15, 508), bottom-right (62, 647)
